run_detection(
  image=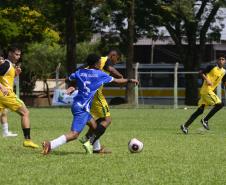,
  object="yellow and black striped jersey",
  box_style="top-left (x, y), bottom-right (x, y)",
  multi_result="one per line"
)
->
top-left (0, 59), bottom-right (15, 92)
top-left (95, 56), bottom-right (113, 95)
top-left (200, 65), bottom-right (226, 94)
